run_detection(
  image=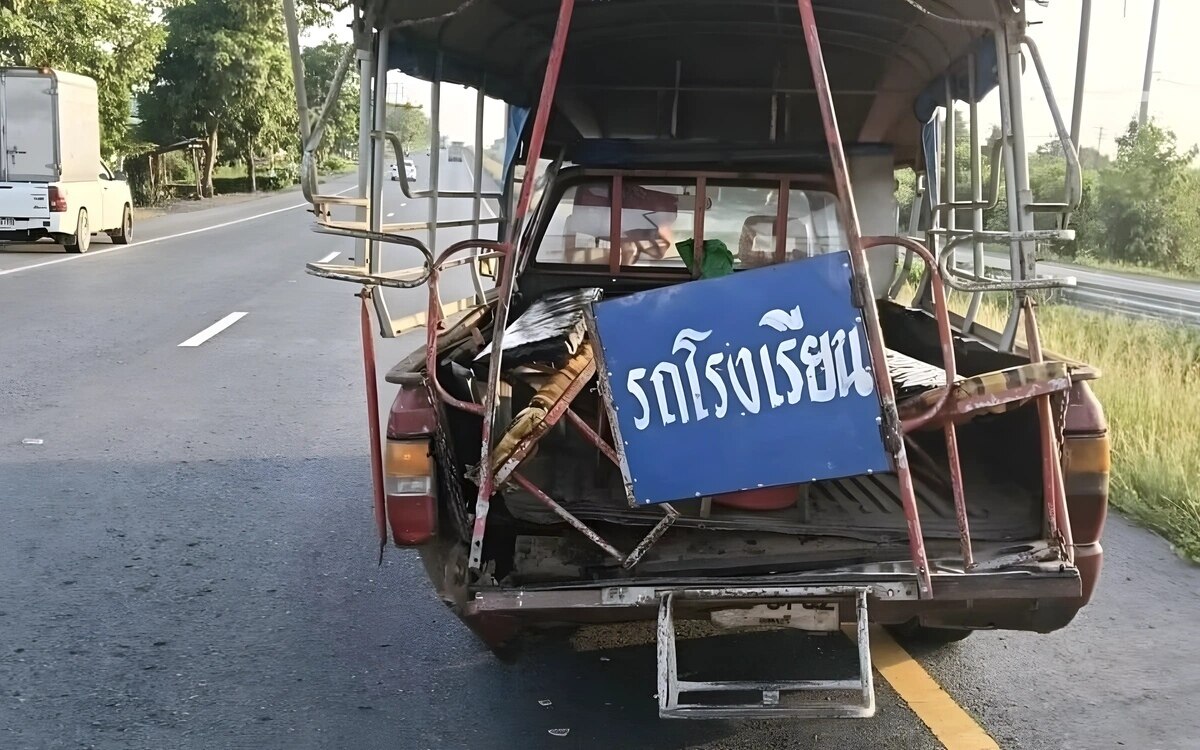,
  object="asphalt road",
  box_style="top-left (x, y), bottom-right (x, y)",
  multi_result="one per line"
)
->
top-left (2, 153), bottom-right (1198, 749)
